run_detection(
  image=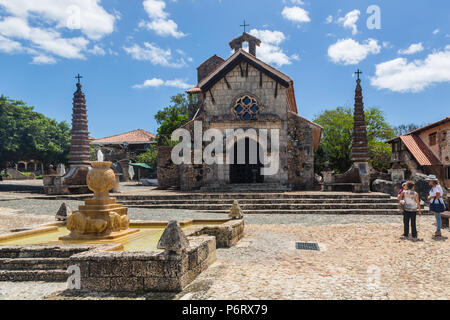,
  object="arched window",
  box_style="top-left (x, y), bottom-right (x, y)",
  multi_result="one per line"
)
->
top-left (232, 95), bottom-right (260, 120)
